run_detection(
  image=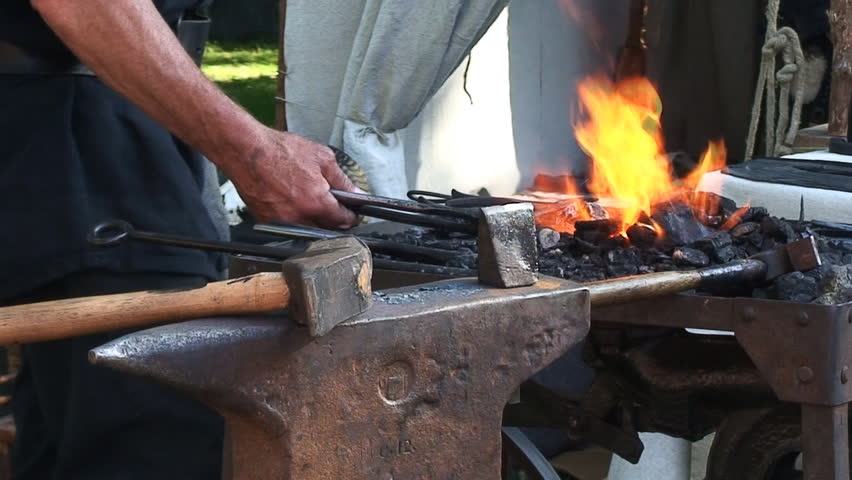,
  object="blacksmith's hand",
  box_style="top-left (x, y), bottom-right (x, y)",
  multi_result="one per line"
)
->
top-left (228, 128), bottom-right (360, 229)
